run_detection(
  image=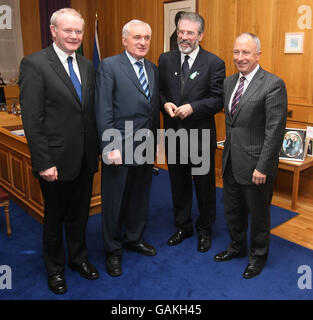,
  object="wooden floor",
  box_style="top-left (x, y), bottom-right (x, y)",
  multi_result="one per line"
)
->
top-left (215, 175), bottom-right (313, 251)
top-left (271, 196), bottom-right (313, 251)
